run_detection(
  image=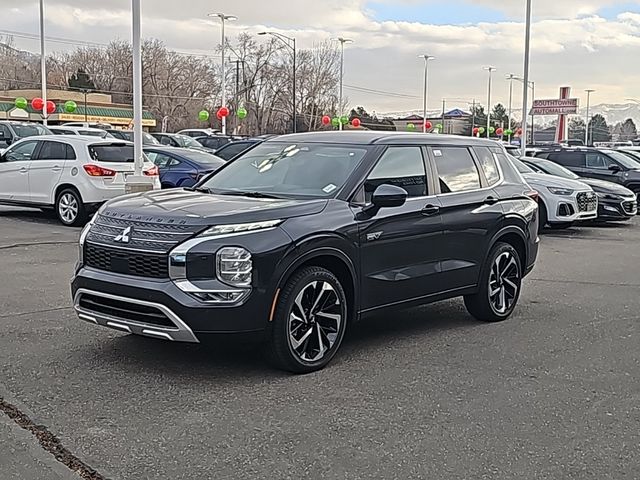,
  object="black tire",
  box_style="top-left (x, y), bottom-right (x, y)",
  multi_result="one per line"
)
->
top-left (55, 188), bottom-right (87, 227)
top-left (266, 266), bottom-right (348, 374)
top-left (537, 201), bottom-right (548, 233)
top-left (464, 242), bottom-right (522, 322)
top-left (548, 222), bottom-right (574, 230)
